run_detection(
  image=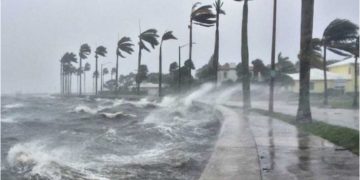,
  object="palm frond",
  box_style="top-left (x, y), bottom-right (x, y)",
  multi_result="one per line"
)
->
top-left (84, 62), bottom-right (91, 71)
top-left (162, 31), bottom-right (177, 41)
top-left (79, 44), bottom-right (91, 59)
top-left (323, 19), bottom-right (359, 42)
top-left (117, 36), bottom-right (134, 58)
top-left (95, 46), bottom-right (107, 57)
top-left (191, 3), bottom-right (216, 27)
top-left (139, 29), bottom-right (159, 50)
